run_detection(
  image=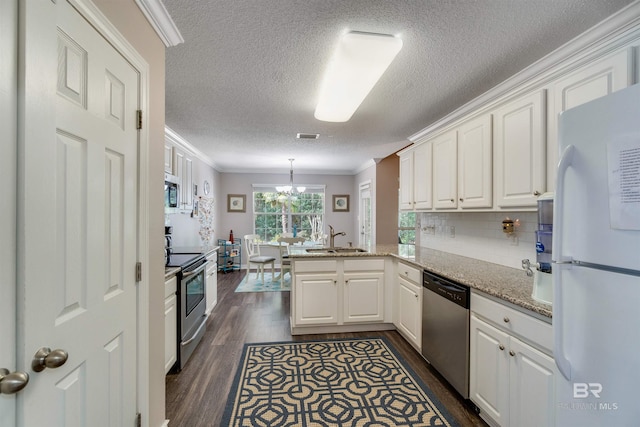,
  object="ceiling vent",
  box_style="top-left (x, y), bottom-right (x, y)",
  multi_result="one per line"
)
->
top-left (296, 133), bottom-right (320, 140)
